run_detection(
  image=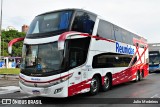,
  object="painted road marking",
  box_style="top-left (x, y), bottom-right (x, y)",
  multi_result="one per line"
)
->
top-left (151, 94), bottom-right (160, 98)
